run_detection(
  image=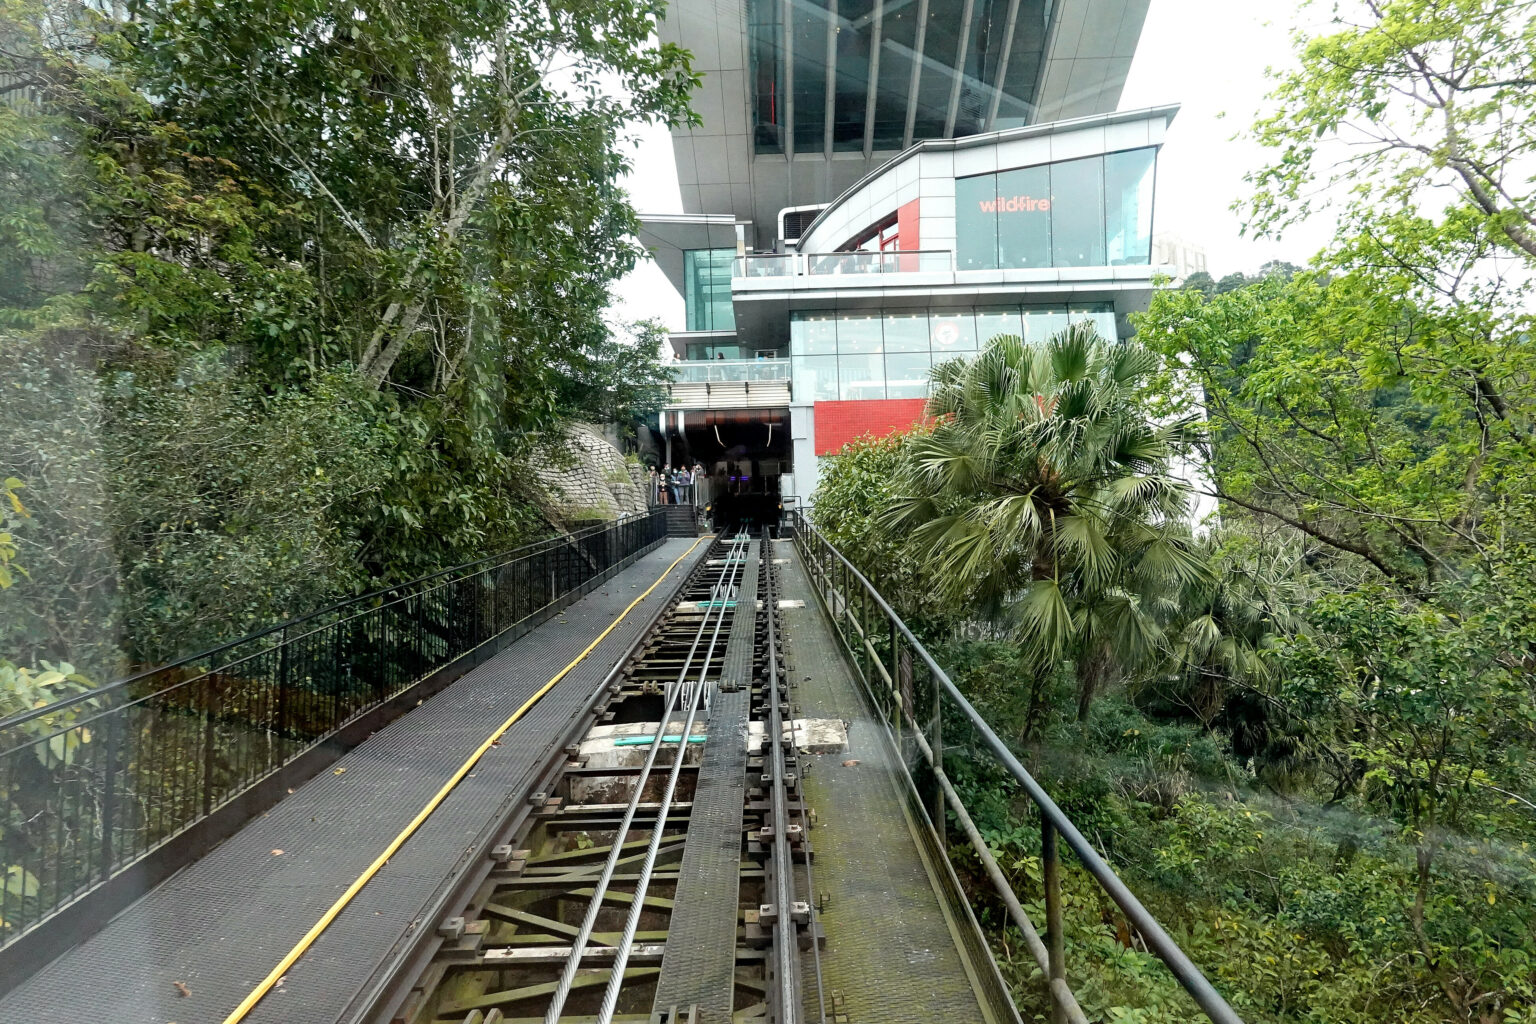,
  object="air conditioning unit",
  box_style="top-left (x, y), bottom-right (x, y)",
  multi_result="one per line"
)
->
top-left (778, 204), bottom-right (827, 248)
